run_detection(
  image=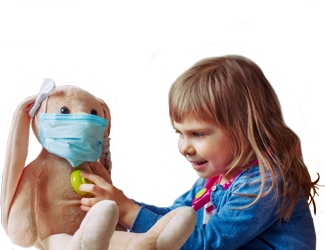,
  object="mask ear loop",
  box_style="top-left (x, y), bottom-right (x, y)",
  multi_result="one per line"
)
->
top-left (44, 96), bottom-right (48, 113)
top-left (101, 137), bottom-right (112, 171)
